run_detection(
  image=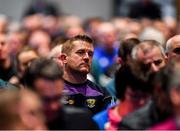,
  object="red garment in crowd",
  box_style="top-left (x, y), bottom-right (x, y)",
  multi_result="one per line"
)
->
top-left (105, 107), bottom-right (122, 131)
top-left (149, 117), bottom-right (179, 130)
